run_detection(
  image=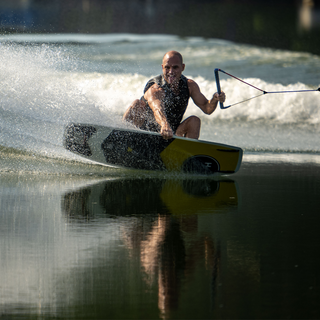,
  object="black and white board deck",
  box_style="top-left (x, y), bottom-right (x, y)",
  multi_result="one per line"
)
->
top-left (64, 123), bottom-right (243, 175)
